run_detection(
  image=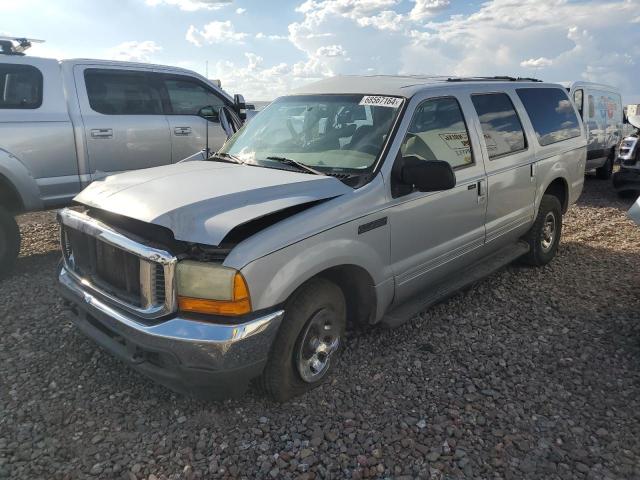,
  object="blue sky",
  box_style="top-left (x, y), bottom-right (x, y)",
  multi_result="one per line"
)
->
top-left (3, 0), bottom-right (640, 102)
